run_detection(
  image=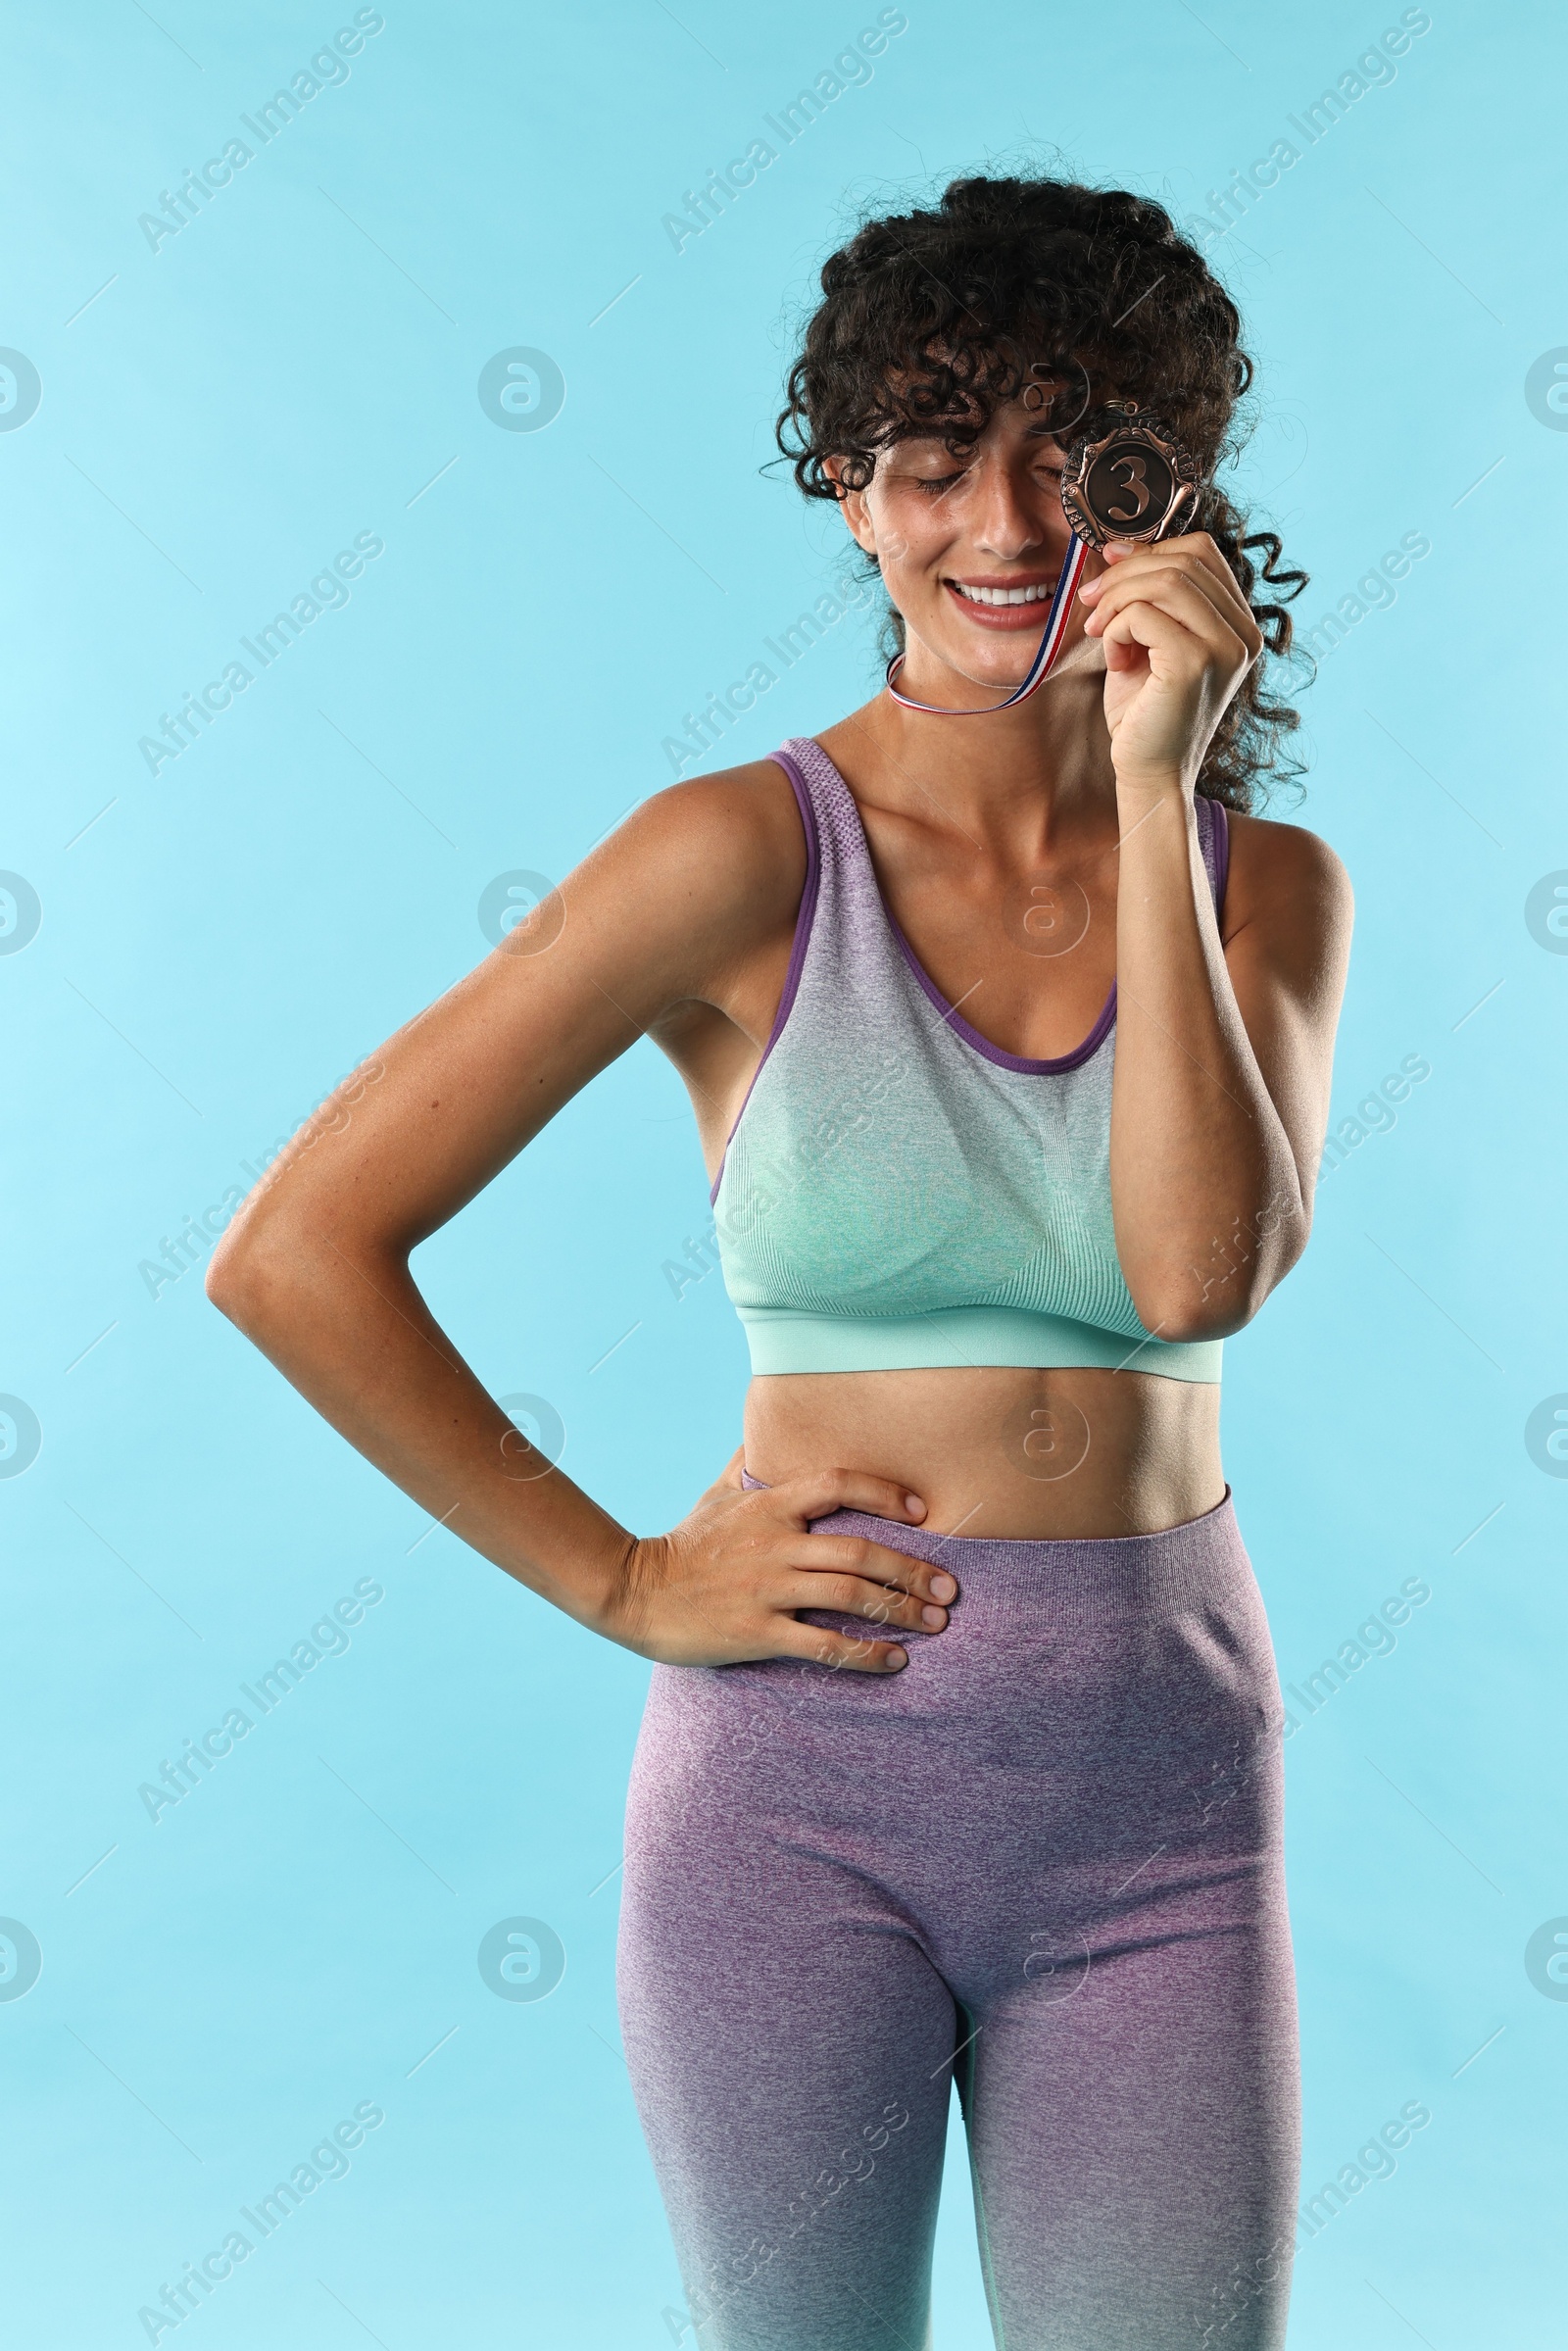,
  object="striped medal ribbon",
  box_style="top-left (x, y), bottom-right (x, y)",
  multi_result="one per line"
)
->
top-left (883, 535), bottom-right (1090, 715)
